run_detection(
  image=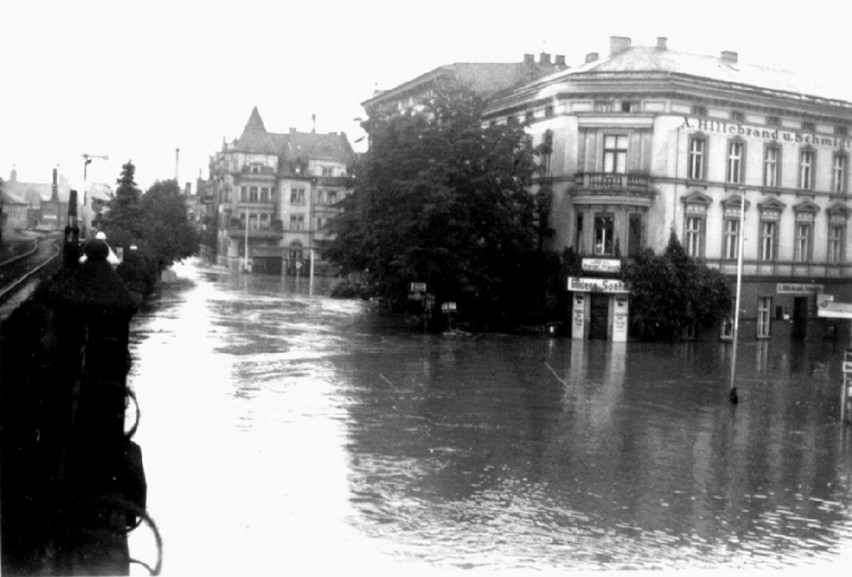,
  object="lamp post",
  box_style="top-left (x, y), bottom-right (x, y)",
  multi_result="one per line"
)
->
top-left (729, 189), bottom-right (747, 404)
top-left (82, 153), bottom-right (108, 239)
